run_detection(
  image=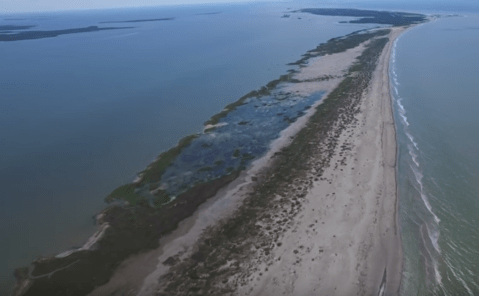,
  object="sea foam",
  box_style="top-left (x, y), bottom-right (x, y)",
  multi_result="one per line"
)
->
top-left (391, 36), bottom-right (443, 287)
